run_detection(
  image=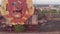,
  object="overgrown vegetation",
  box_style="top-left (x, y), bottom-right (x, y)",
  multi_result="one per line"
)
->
top-left (14, 25), bottom-right (24, 32)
